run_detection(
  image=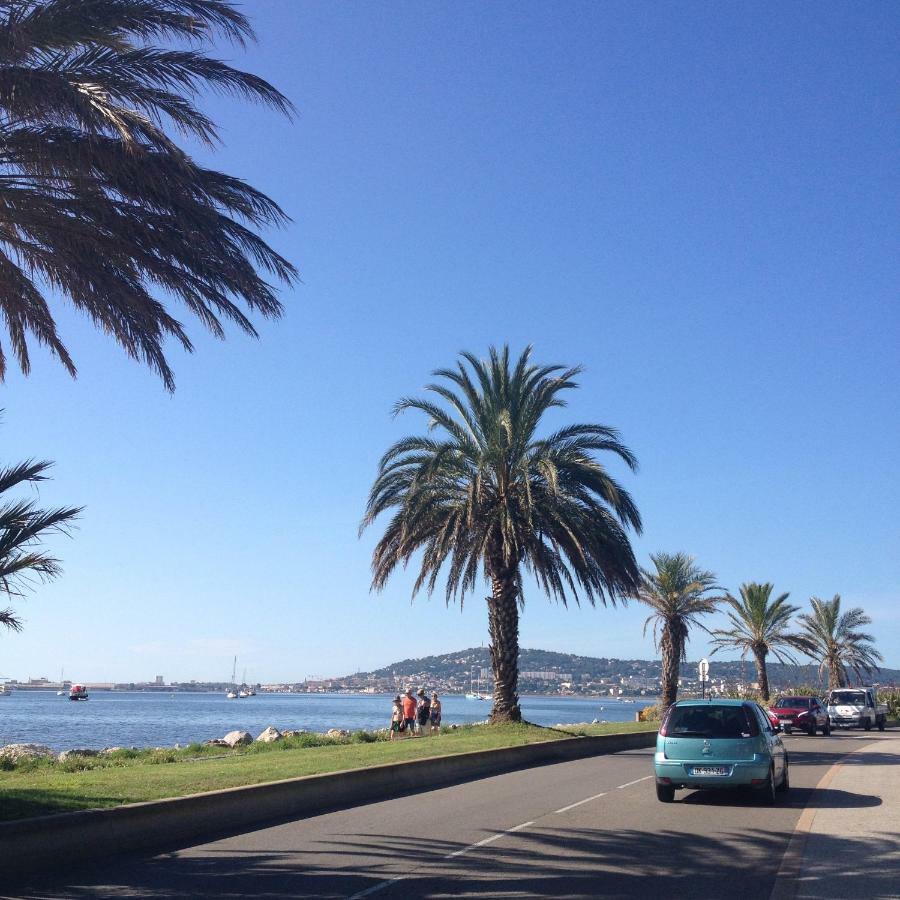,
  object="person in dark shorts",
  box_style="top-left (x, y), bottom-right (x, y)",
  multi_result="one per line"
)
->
top-left (416, 688), bottom-right (431, 736)
top-left (390, 695), bottom-right (404, 741)
top-left (402, 688), bottom-right (418, 736)
top-left (430, 692), bottom-right (442, 734)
